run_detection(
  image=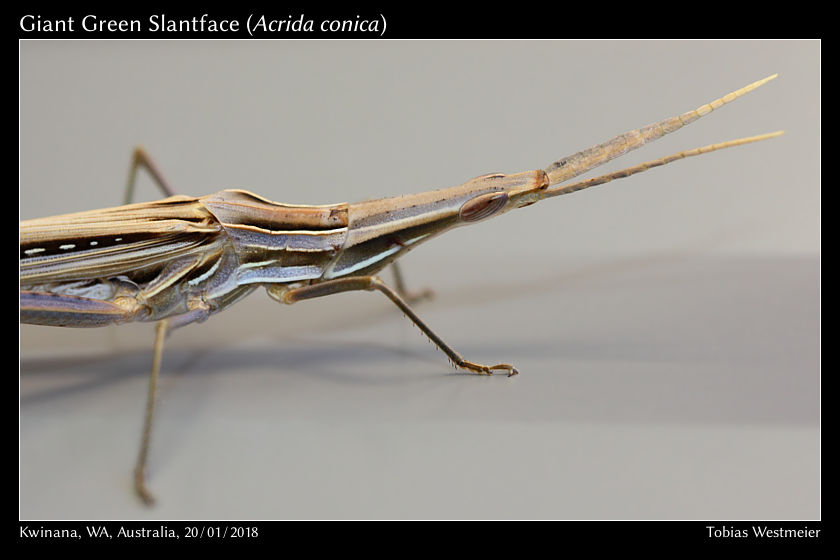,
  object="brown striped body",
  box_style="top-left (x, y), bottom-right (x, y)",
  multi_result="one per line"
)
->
top-left (19, 170), bottom-right (546, 327)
